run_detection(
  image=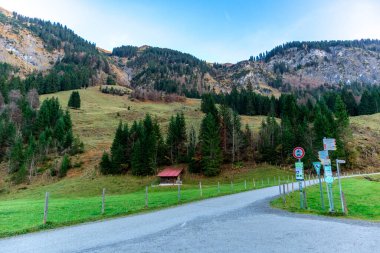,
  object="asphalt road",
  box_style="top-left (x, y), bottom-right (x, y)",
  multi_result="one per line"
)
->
top-left (1, 175), bottom-right (379, 253)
